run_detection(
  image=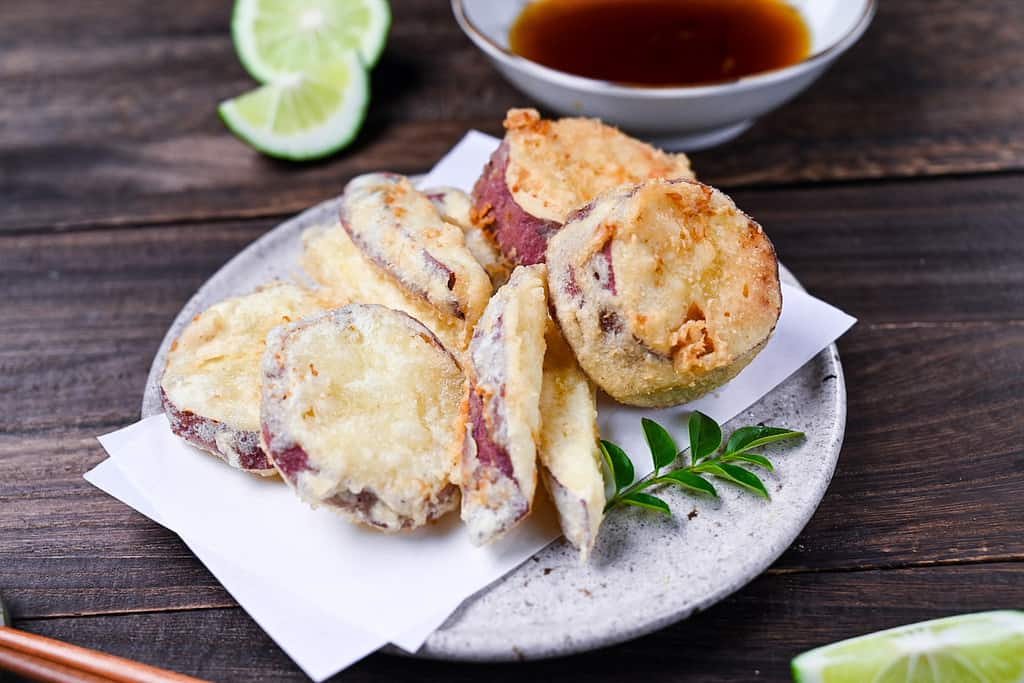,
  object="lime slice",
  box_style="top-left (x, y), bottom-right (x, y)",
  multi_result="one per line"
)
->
top-left (792, 611), bottom-right (1024, 683)
top-left (232, 0), bottom-right (390, 83)
top-left (218, 54), bottom-right (368, 160)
